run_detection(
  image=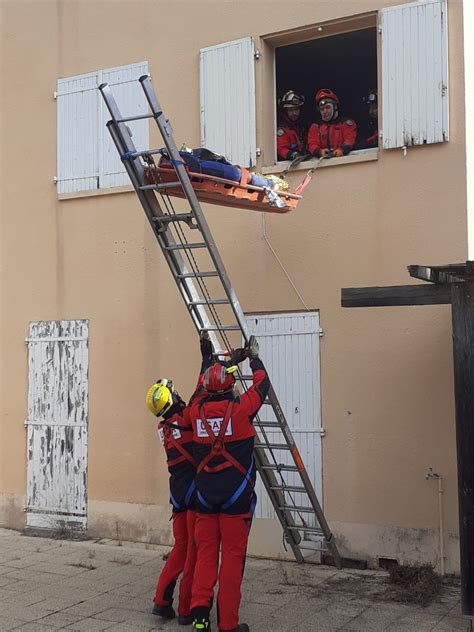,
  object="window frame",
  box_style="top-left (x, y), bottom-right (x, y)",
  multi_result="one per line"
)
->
top-left (257, 13), bottom-right (379, 172)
